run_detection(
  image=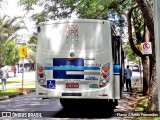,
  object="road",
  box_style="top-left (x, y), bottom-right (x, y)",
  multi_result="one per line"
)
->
top-left (0, 71), bottom-right (141, 119)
